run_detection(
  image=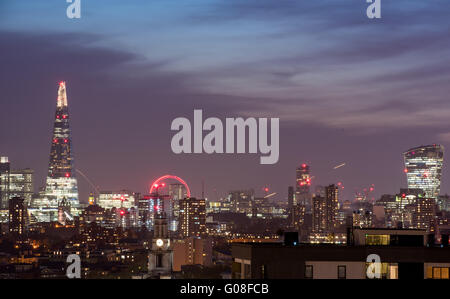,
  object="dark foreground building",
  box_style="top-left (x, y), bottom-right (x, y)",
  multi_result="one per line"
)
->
top-left (231, 228), bottom-right (450, 279)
